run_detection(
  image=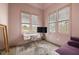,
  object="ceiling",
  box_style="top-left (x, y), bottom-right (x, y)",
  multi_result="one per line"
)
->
top-left (27, 3), bottom-right (53, 10)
